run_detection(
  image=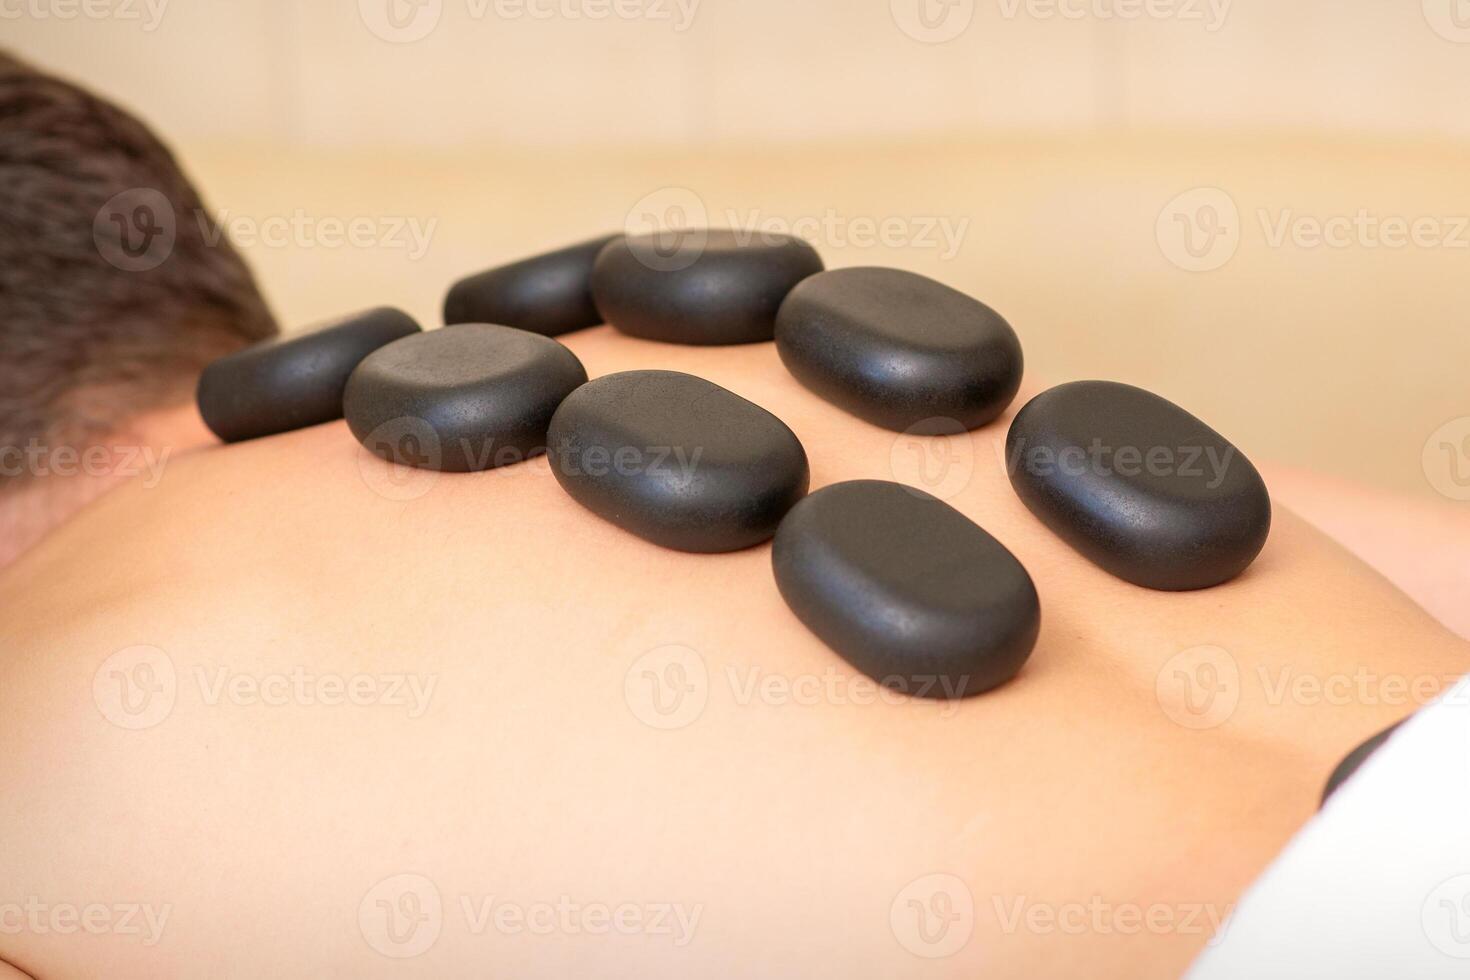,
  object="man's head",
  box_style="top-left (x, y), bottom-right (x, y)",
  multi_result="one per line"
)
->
top-left (0, 50), bottom-right (278, 558)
